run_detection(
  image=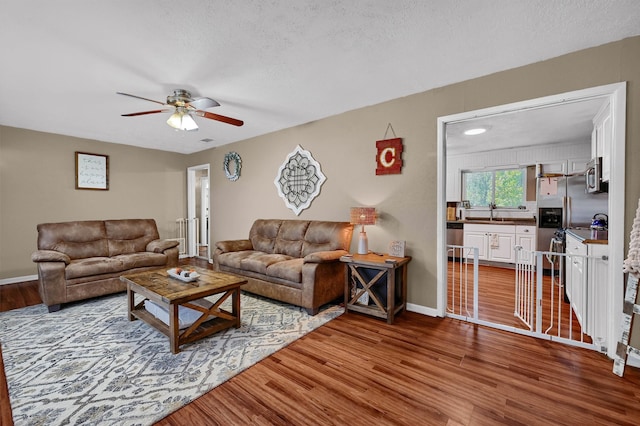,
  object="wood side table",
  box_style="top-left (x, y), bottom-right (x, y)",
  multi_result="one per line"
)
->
top-left (341, 253), bottom-right (411, 324)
